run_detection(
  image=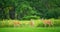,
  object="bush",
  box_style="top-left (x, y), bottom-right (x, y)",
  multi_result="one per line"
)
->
top-left (37, 19), bottom-right (60, 27)
top-left (37, 23), bottom-right (44, 27)
top-left (53, 20), bottom-right (60, 27)
top-left (23, 15), bottom-right (40, 20)
top-left (0, 19), bottom-right (60, 27)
